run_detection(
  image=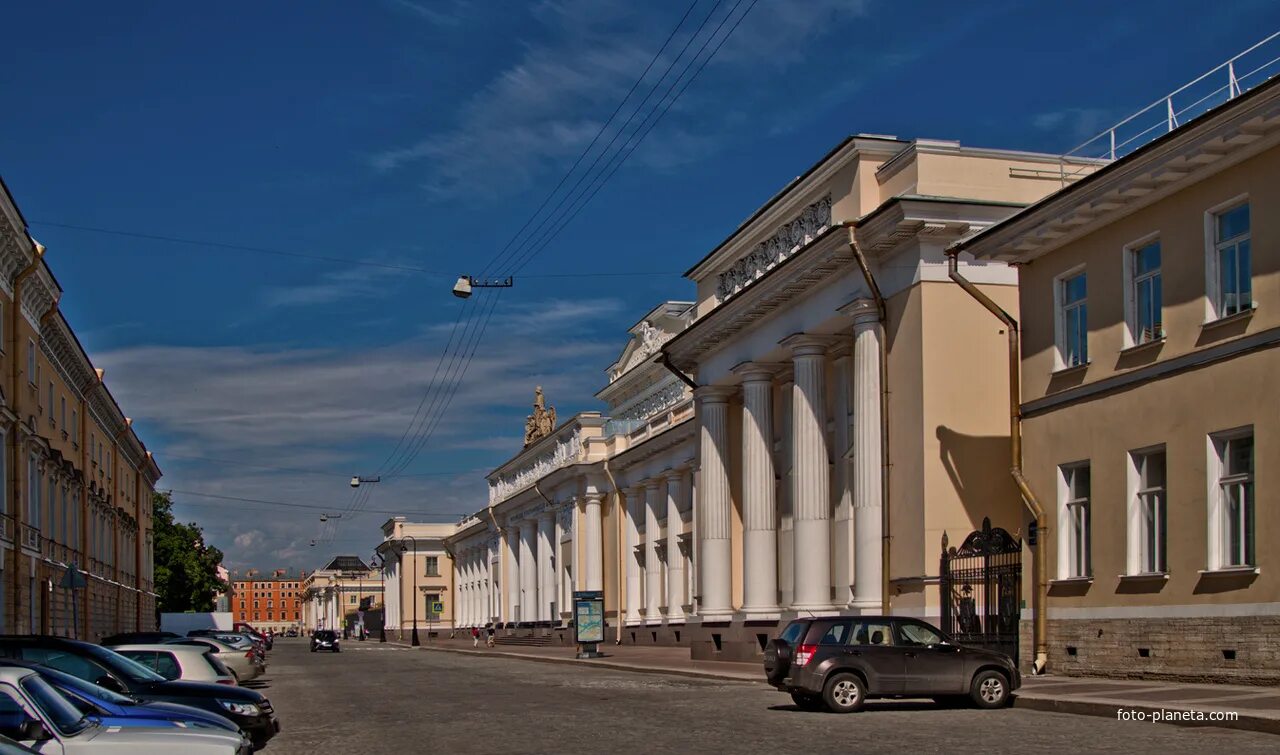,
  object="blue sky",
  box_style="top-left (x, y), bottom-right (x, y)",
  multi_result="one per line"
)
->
top-left (1, 0), bottom-right (1276, 572)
